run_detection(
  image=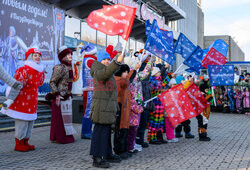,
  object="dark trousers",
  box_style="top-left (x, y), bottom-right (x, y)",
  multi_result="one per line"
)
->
top-left (136, 109), bottom-right (150, 144)
top-left (175, 119), bottom-right (191, 134)
top-left (90, 124), bottom-right (112, 157)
